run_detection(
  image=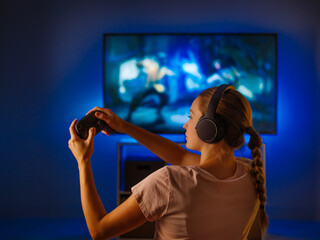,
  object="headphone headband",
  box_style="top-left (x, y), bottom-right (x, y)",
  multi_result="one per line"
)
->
top-left (205, 84), bottom-right (235, 118)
